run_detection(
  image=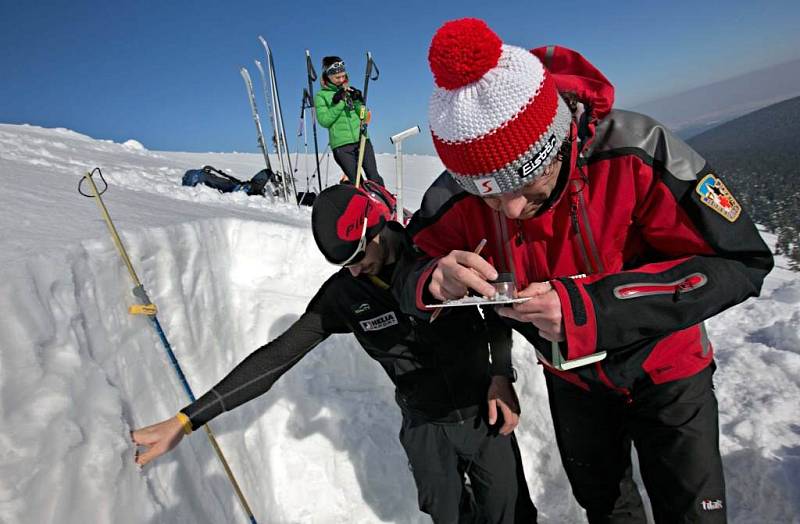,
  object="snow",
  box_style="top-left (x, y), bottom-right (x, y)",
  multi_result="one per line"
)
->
top-left (0, 122), bottom-right (797, 523)
top-left (122, 139), bottom-right (146, 151)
